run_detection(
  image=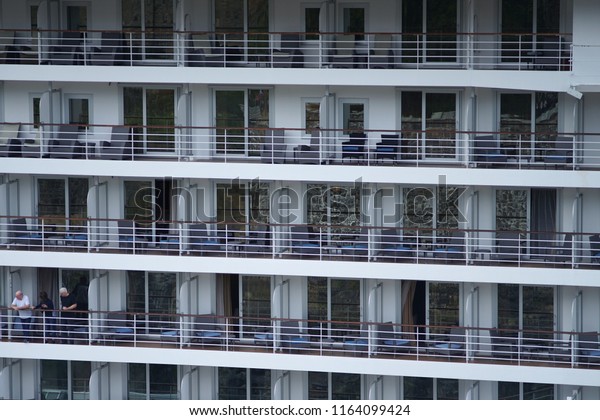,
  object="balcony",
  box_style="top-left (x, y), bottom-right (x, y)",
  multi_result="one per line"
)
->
top-left (0, 30), bottom-right (573, 71)
top-left (1, 310), bottom-right (597, 371)
top-left (1, 123), bottom-right (597, 170)
top-left (1, 216), bottom-right (598, 271)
